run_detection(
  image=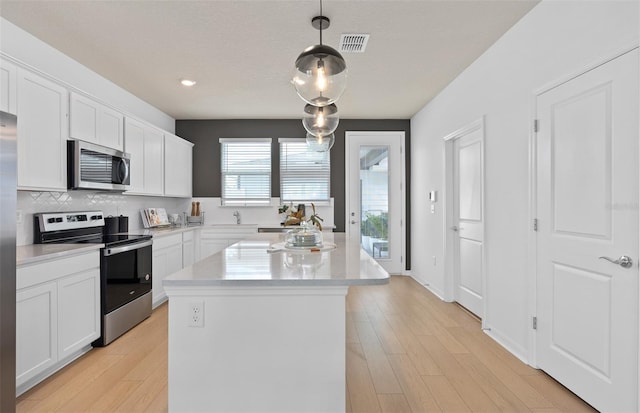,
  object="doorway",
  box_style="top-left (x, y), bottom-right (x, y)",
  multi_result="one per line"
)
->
top-left (534, 48), bottom-right (639, 412)
top-left (345, 131), bottom-right (405, 274)
top-left (443, 119), bottom-right (486, 319)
